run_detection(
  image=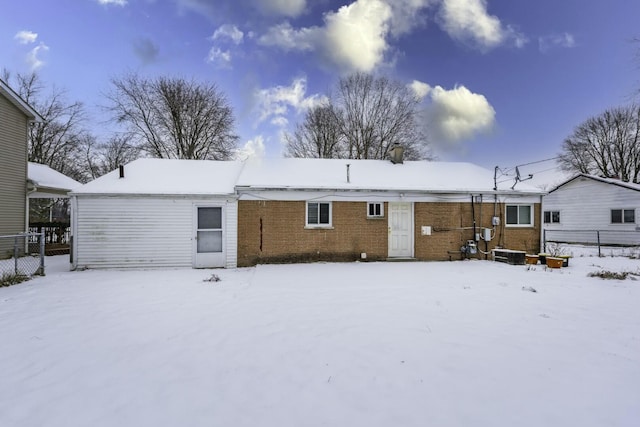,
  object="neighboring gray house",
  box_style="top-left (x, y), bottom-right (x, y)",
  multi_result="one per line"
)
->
top-left (542, 174), bottom-right (640, 246)
top-left (0, 79), bottom-right (41, 256)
